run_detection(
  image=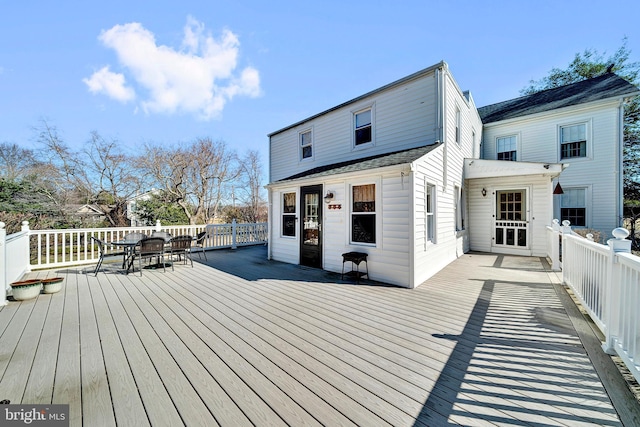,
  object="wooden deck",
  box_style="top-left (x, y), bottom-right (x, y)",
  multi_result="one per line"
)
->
top-left (0, 246), bottom-right (632, 426)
